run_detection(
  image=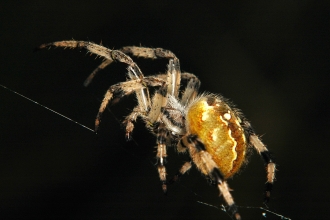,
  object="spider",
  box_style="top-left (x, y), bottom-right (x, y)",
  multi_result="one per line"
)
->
top-left (37, 41), bottom-right (276, 220)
